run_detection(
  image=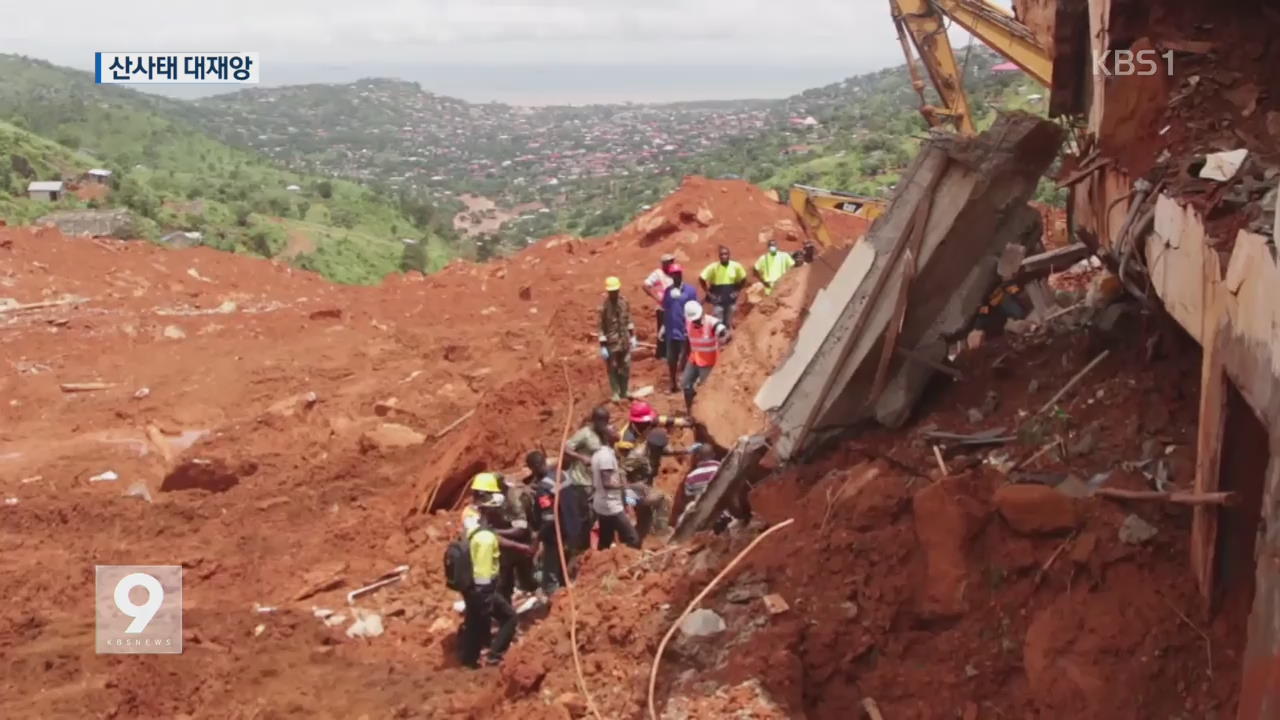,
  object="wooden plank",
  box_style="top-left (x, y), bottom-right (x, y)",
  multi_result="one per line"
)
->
top-left (1191, 249), bottom-right (1227, 609)
top-left (1019, 242), bottom-right (1091, 276)
top-left (670, 435), bottom-right (768, 544)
